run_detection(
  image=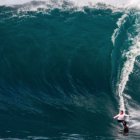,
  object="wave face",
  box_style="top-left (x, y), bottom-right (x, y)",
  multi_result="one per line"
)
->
top-left (0, 1), bottom-right (140, 139)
